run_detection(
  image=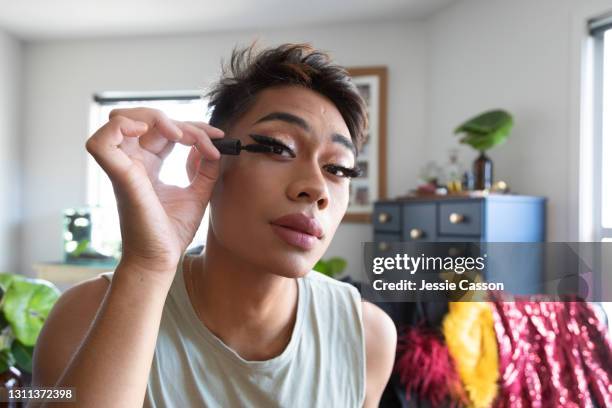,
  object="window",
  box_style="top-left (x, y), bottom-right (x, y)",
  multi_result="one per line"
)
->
top-left (87, 92), bottom-right (211, 252)
top-left (589, 15), bottom-right (612, 334)
top-left (590, 15), bottom-right (612, 241)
